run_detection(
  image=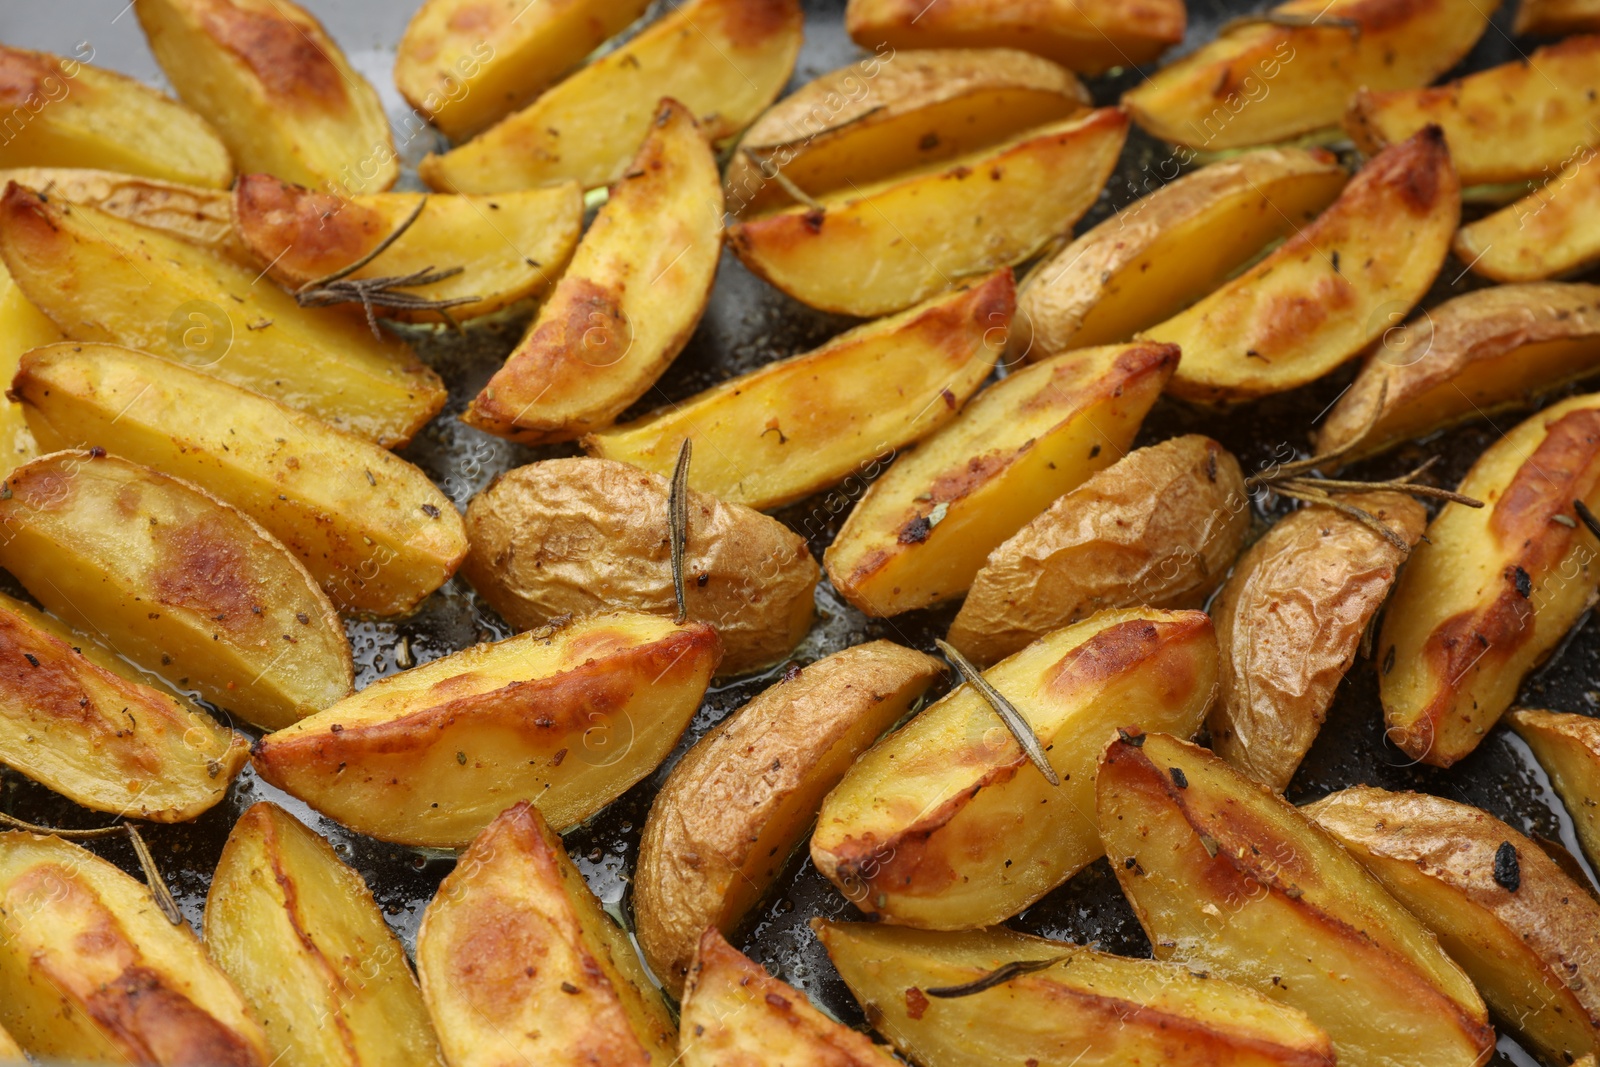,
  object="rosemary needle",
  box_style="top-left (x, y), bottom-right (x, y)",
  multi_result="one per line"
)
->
top-left (926, 955), bottom-right (1071, 998)
top-left (0, 813), bottom-right (184, 925)
top-left (935, 639), bottom-right (1059, 787)
top-left (669, 439), bottom-right (693, 624)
